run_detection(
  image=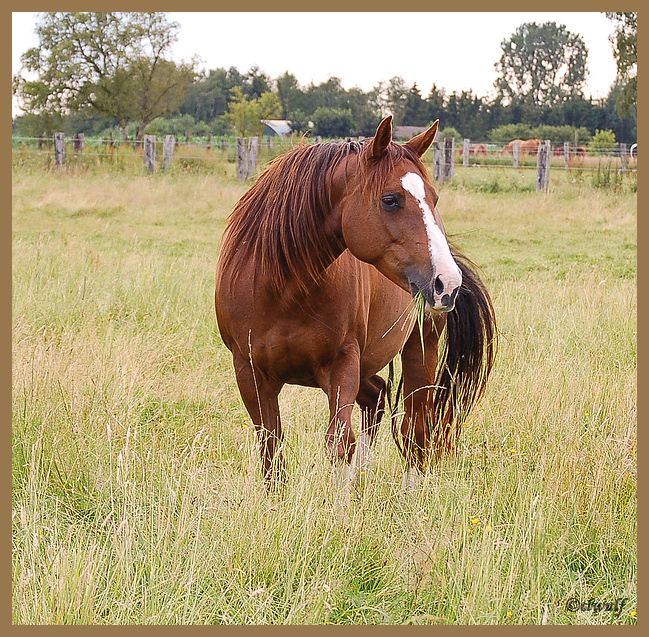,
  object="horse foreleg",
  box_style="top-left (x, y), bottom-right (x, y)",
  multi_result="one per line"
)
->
top-left (319, 344), bottom-right (361, 509)
top-left (353, 374), bottom-right (386, 485)
top-left (233, 358), bottom-right (284, 489)
top-left (399, 314), bottom-right (445, 490)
